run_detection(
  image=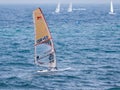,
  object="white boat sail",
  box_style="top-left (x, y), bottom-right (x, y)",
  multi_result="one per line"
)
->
top-left (55, 3), bottom-right (60, 13)
top-left (33, 8), bottom-right (57, 71)
top-left (109, 0), bottom-right (115, 14)
top-left (68, 3), bottom-right (72, 12)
